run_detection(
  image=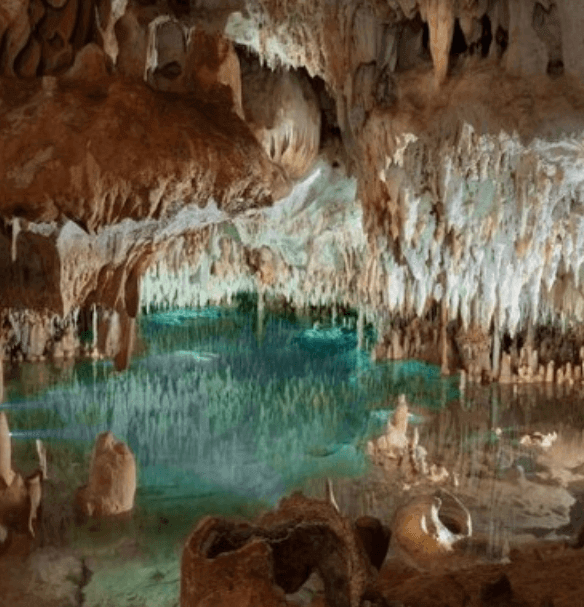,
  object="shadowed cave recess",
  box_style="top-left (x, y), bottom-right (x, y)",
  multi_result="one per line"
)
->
top-left (4, 0), bottom-right (584, 606)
